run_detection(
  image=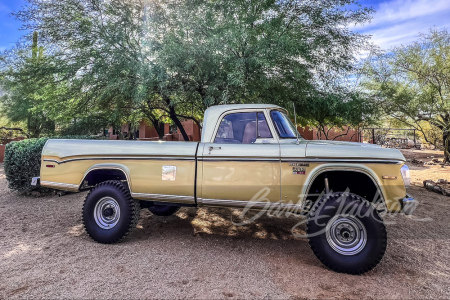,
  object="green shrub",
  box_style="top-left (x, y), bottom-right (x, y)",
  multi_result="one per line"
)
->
top-left (4, 135), bottom-right (105, 193)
